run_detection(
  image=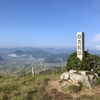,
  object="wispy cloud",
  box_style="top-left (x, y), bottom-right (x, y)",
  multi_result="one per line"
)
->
top-left (92, 34), bottom-right (100, 42)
